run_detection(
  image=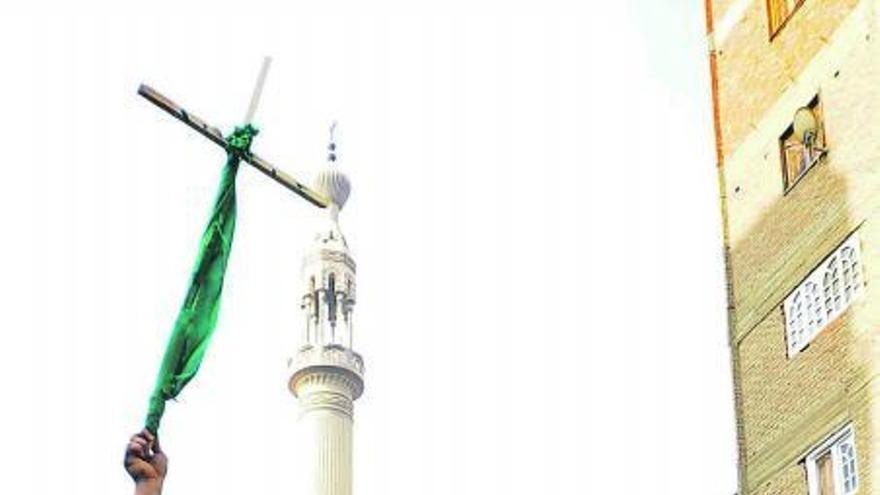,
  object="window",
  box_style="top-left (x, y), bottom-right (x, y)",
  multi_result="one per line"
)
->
top-left (781, 95), bottom-right (826, 192)
top-left (327, 273), bottom-right (337, 327)
top-left (767, 0), bottom-right (805, 37)
top-left (805, 424), bottom-right (858, 494)
top-left (784, 232), bottom-right (863, 357)
top-left (310, 276), bottom-right (319, 324)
